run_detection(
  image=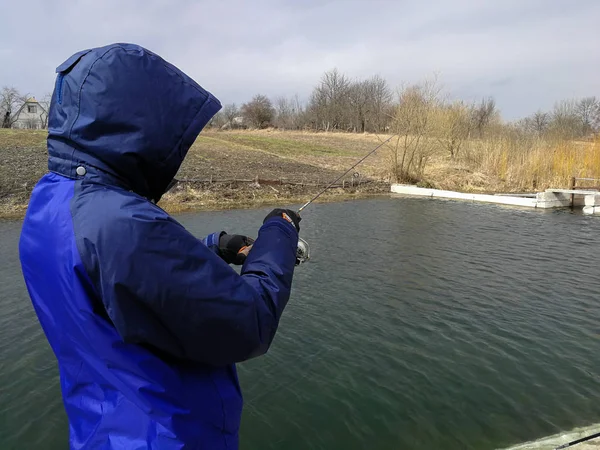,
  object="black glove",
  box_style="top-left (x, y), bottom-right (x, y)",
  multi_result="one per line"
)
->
top-left (264, 208), bottom-right (301, 232)
top-left (219, 233), bottom-right (255, 265)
